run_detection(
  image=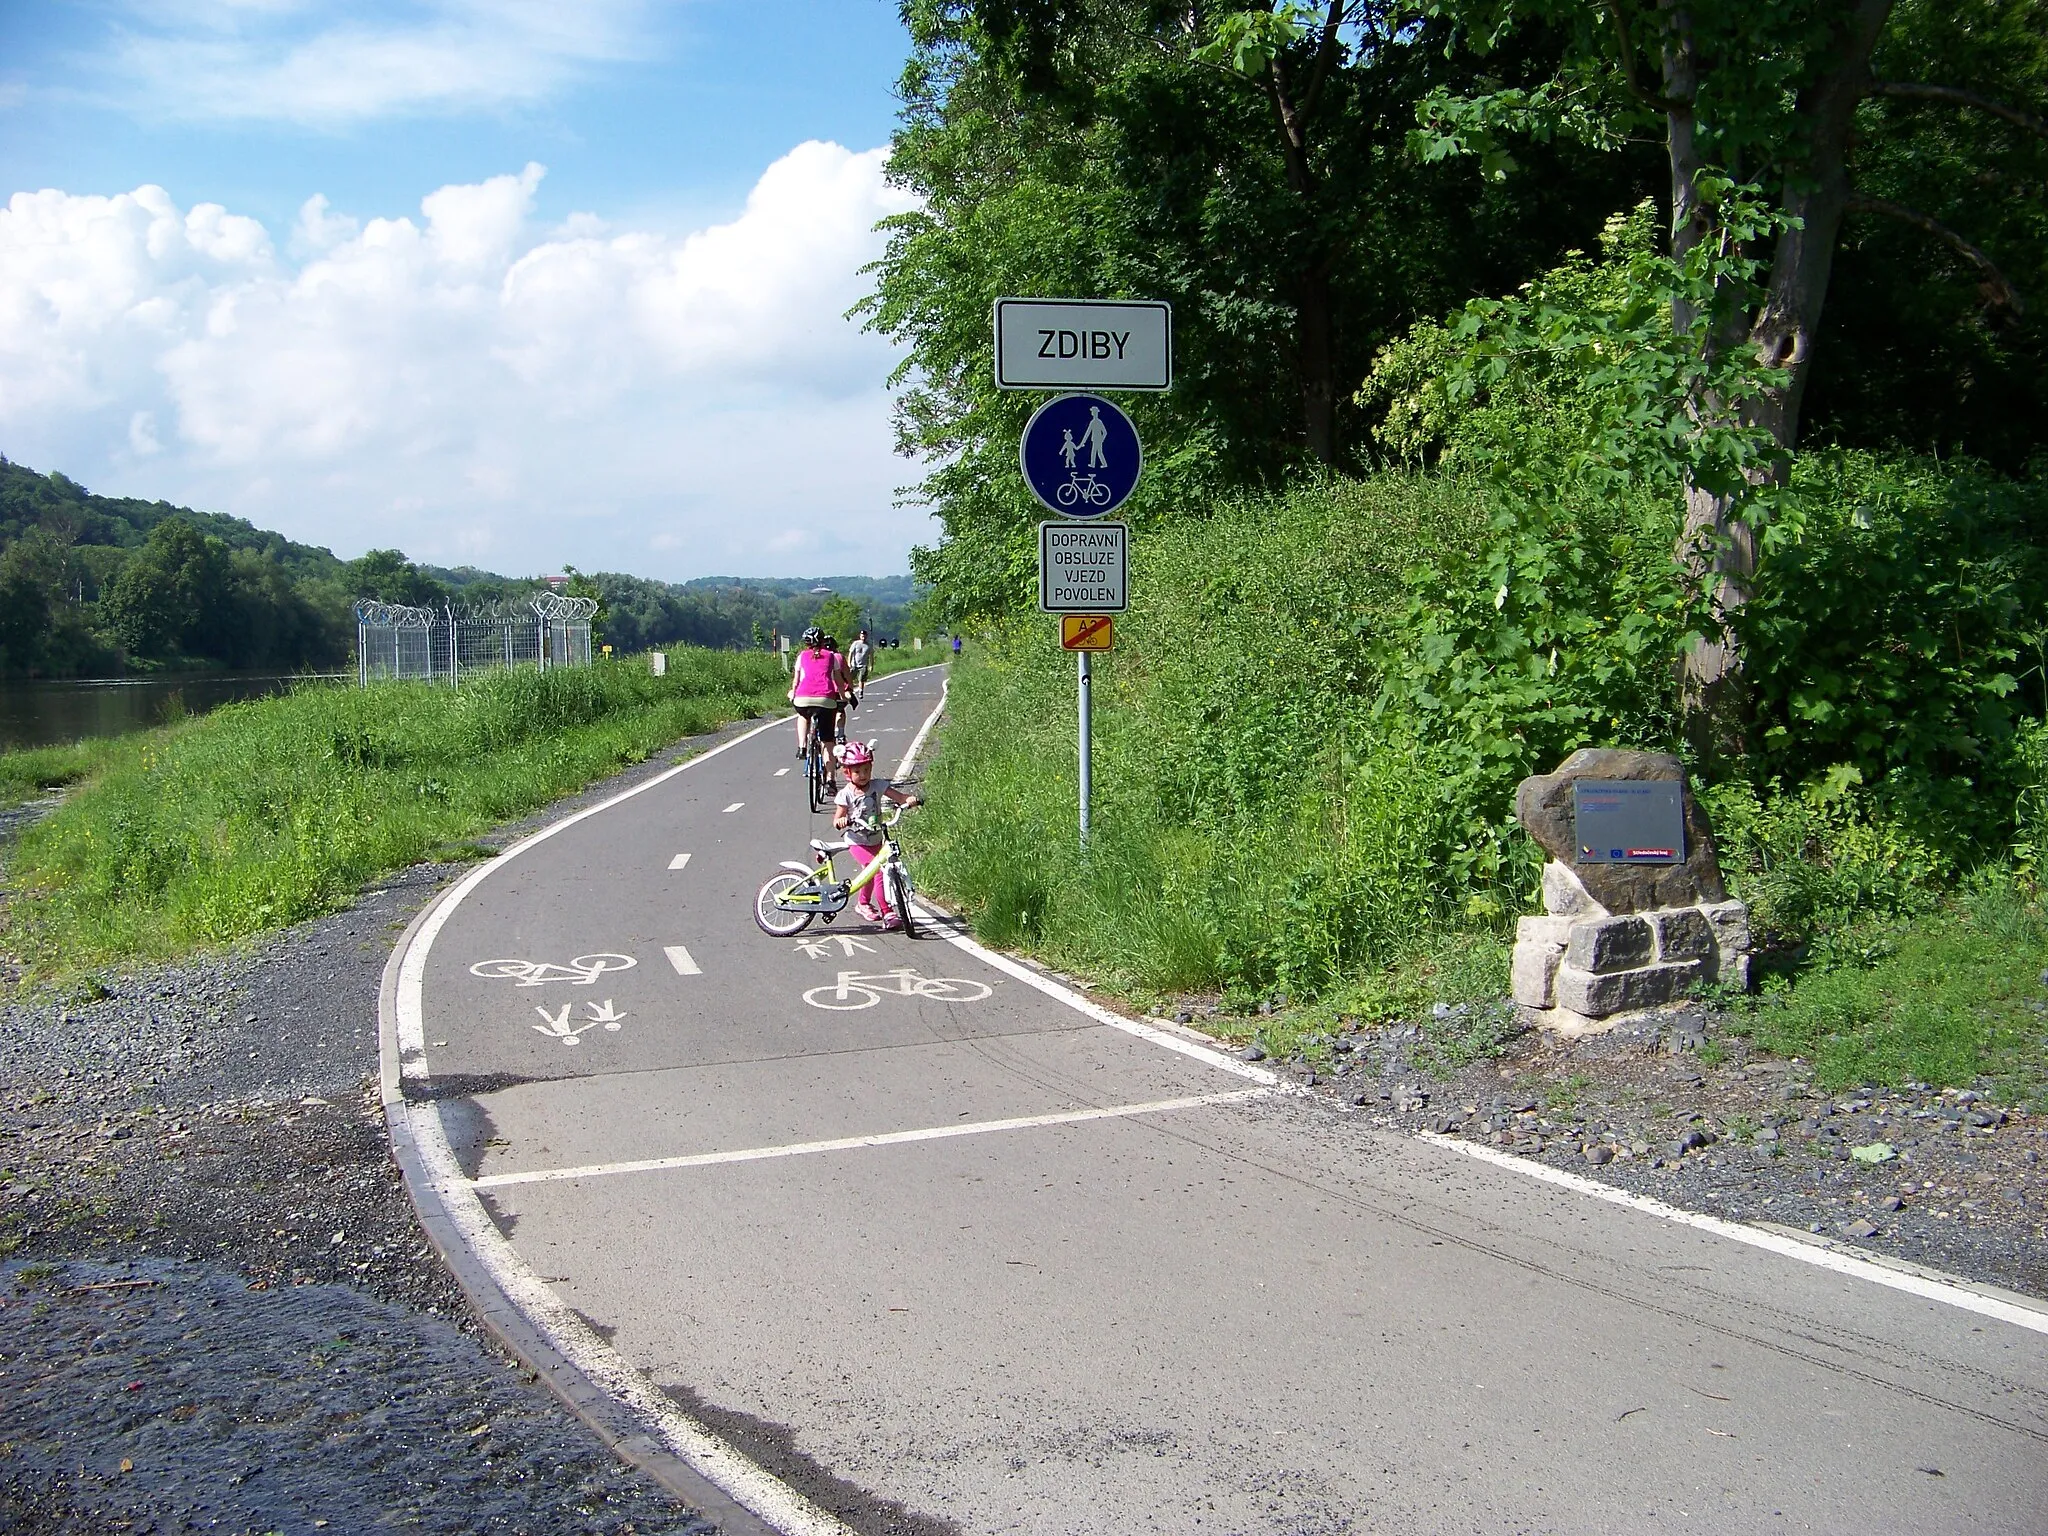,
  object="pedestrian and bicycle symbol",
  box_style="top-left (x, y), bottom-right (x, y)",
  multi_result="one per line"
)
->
top-left (1020, 394), bottom-right (1141, 518)
top-left (803, 968), bottom-right (993, 1011)
top-left (533, 1000), bottom-right (627, 1045)
top-left (472, 954), bottom-right (638, 986)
